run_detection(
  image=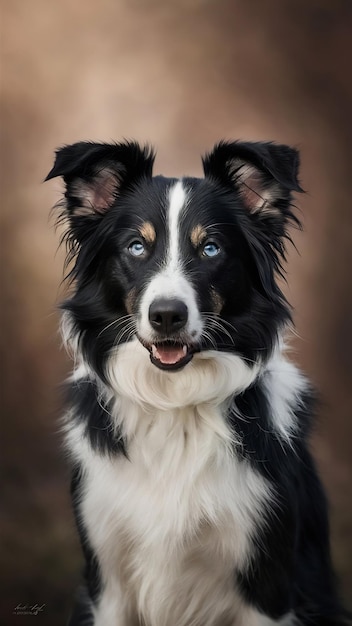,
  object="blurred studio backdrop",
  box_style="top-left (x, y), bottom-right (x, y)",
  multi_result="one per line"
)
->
top-left (1, 1), bottom-right (352, 624)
